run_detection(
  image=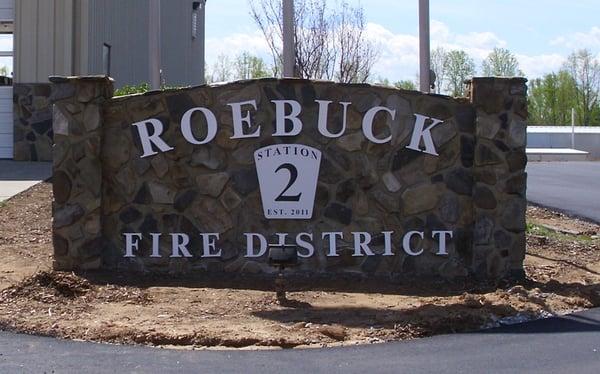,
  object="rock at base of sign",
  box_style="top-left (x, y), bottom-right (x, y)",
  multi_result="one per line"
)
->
top-left (318, 325), bottom-right (347, 341)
